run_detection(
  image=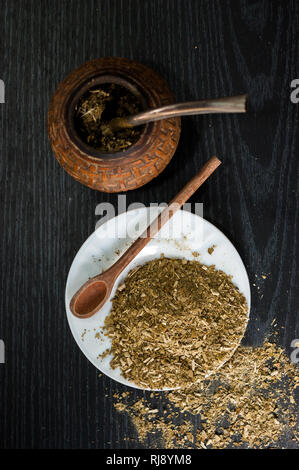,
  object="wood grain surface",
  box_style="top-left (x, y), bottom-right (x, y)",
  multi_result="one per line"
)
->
top-left (0, 0), bottom-right (298, 448)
